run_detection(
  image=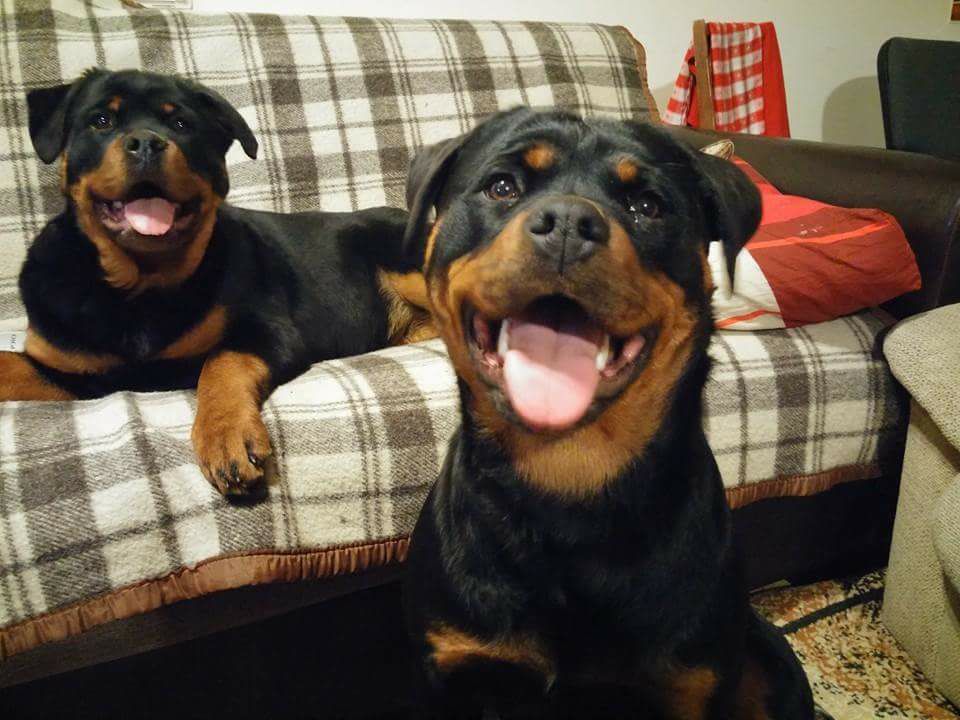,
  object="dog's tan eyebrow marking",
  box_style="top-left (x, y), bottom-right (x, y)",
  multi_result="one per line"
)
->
top-left (161, 102), bottom-right (176, 114)
top-left (522, 142), bottom-right (556, 171)
top-left (616, 157), bottom-right (640, 183)
top-left (108, 96), bottom-right (122, 112)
